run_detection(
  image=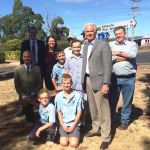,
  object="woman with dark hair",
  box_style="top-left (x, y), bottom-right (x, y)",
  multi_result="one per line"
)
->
top-left (44, 36), bottom-right (57, 90)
